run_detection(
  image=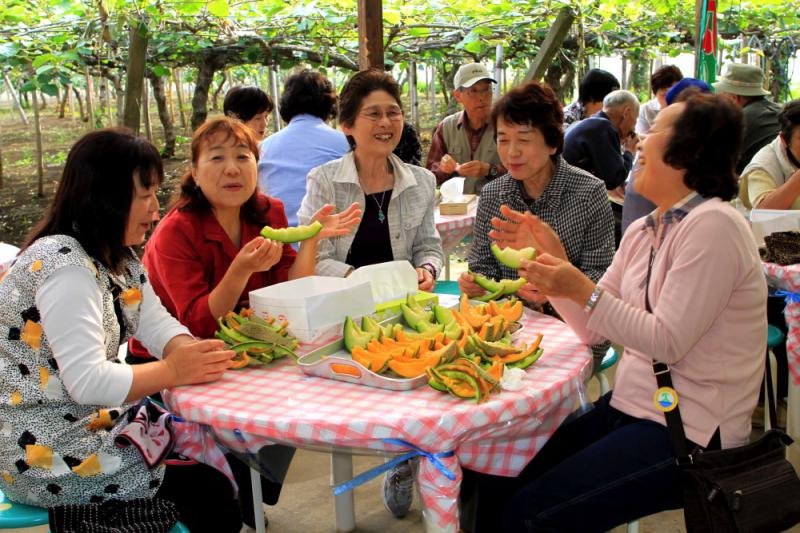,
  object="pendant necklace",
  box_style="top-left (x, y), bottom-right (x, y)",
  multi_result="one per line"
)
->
top-left (373, 190), bottom-right (388, 223)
